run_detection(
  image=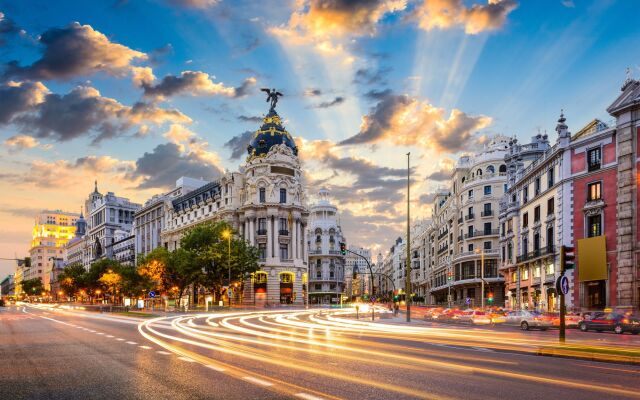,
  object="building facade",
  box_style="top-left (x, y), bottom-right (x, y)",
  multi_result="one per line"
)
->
top-left (307, 188), bottom-right (346, 304)
top-left (161, 107), bottom-right (309, 306)
top-left (345, 246), bottom-right (372, 299)
top-left (28, 210), bottom-right (79, 294)
top-left (1, 274), bottom-right (14, 297)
